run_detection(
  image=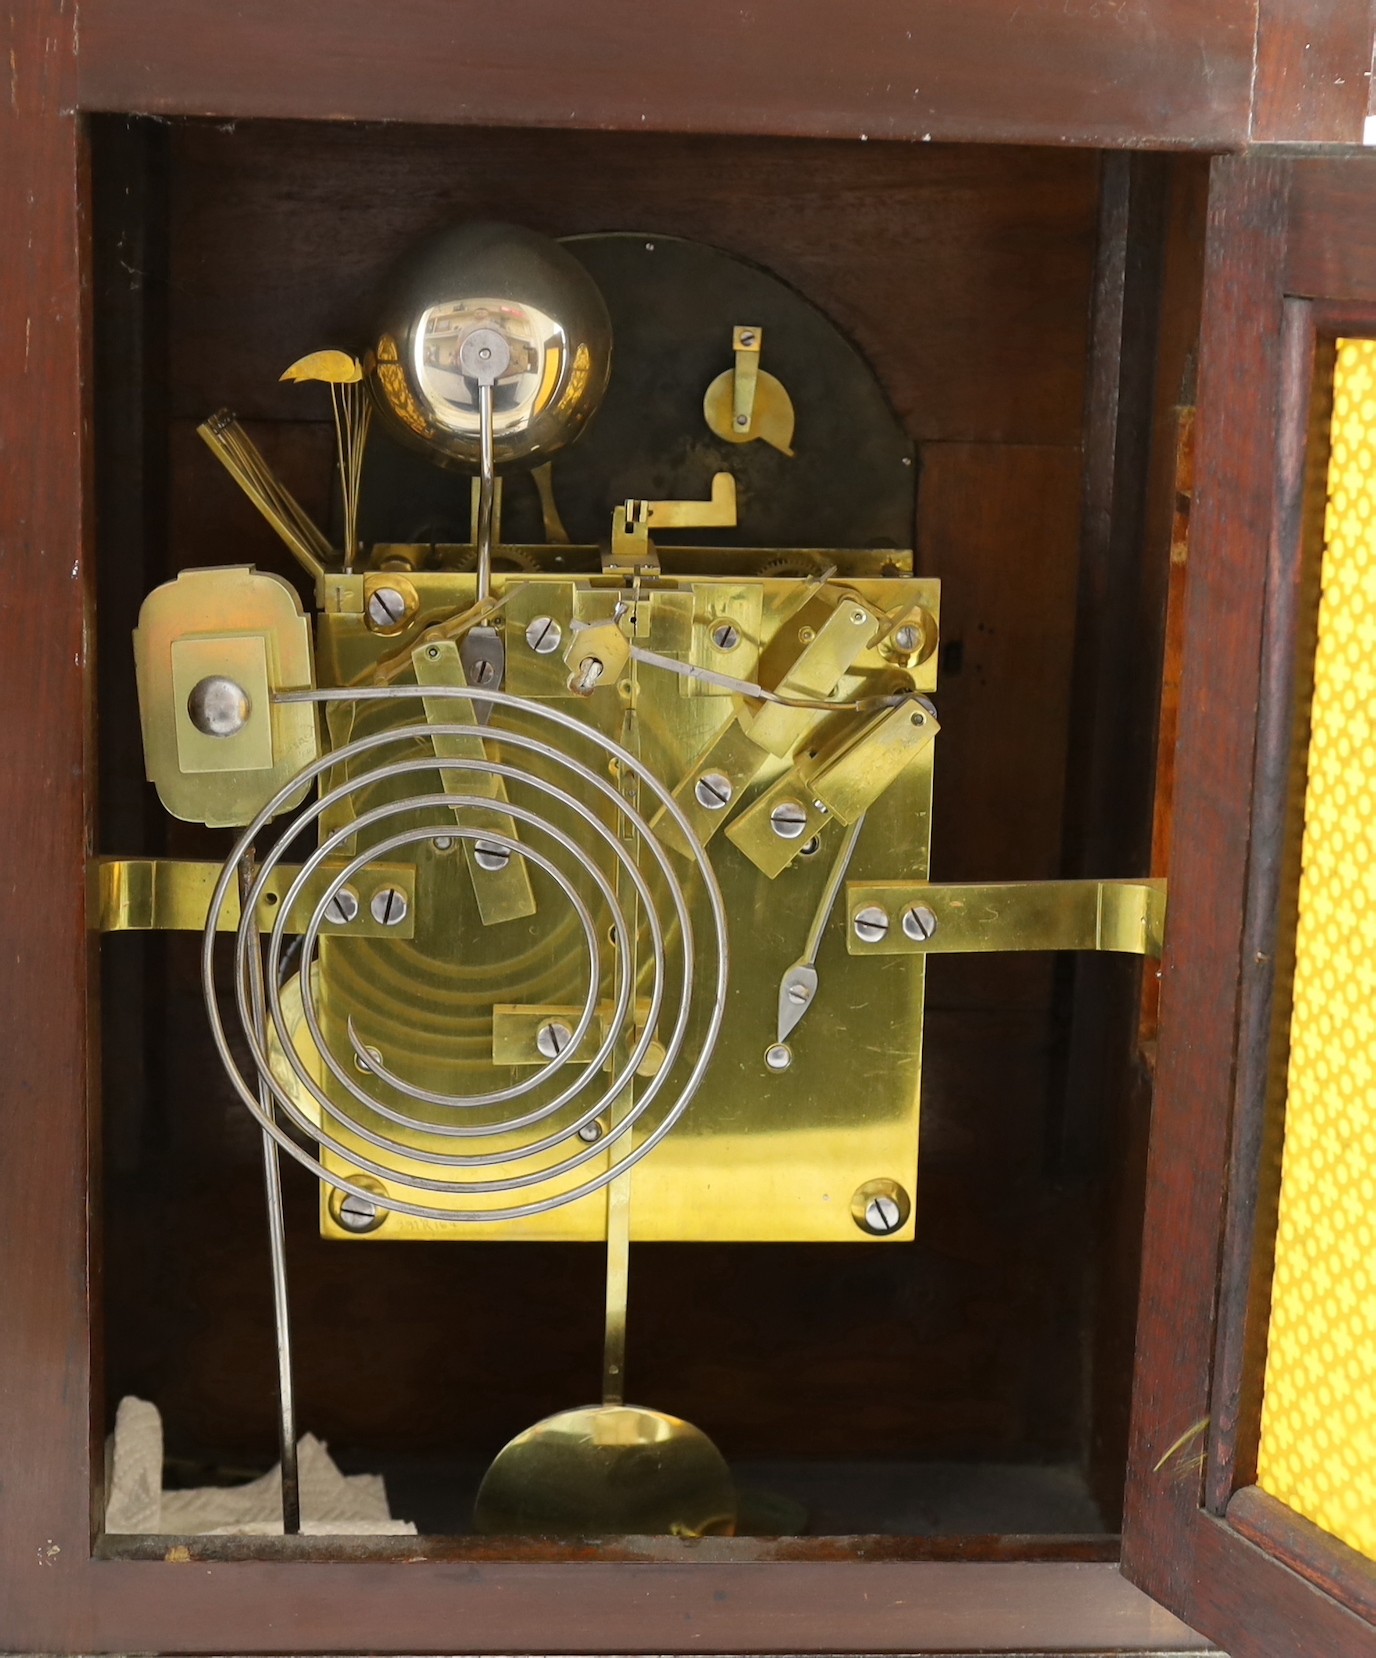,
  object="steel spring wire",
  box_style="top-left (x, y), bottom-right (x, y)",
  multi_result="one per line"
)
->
top-left (202, 682), bottom-right (730, 1223)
